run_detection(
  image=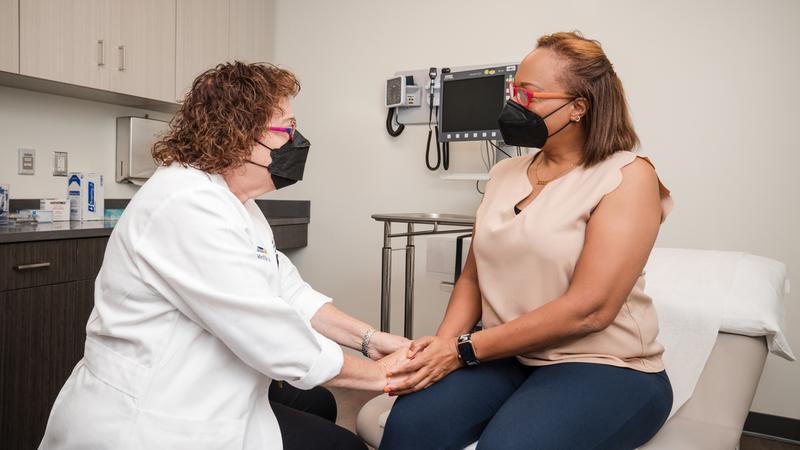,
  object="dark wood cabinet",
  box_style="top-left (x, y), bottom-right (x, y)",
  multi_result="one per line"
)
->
top-left (0, 237), bottom-right (107, 450)
top-left (0, 281), bottom-right (95, 449)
